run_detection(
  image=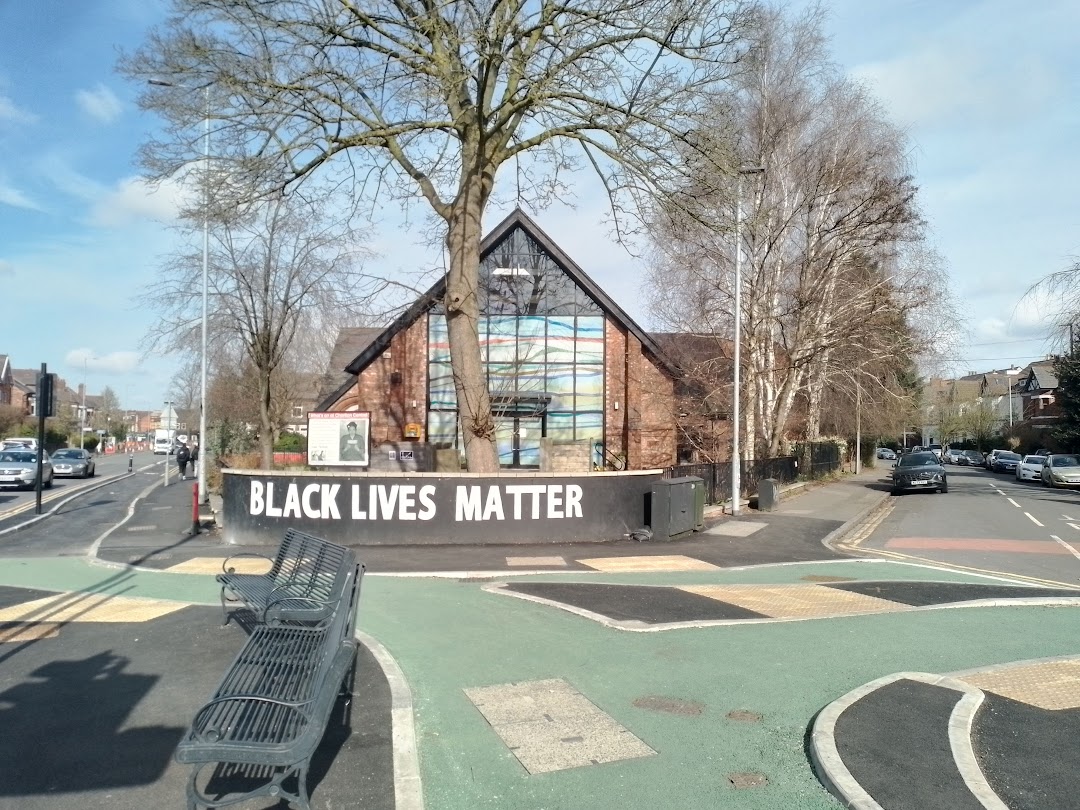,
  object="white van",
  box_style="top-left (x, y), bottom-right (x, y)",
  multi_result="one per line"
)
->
top-left (153, 436), bottom-right (173, 455)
